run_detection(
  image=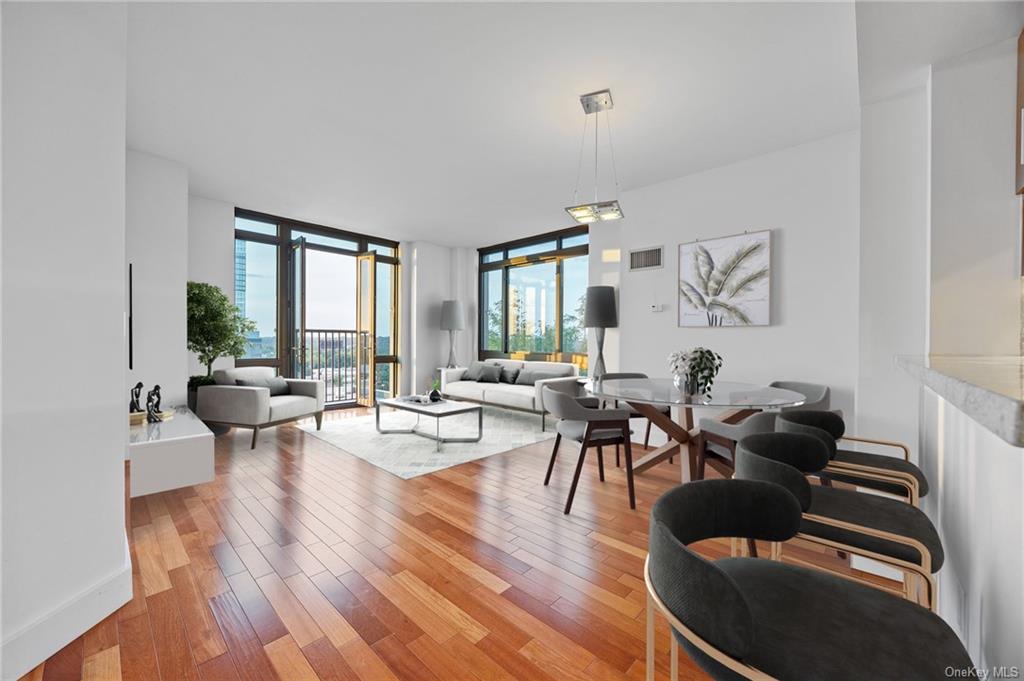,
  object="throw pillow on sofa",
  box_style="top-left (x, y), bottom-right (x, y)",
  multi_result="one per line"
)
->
top-left (514, 371), bottom-right (562, 386)
top-left (477, 365), bottom-right (502, 383)
top-left (462, 361), bottom-right (489, 381)
top-left (237, 375), bottom-right (290, 396)
top-left (497, 365), bottom-right (520, 384)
